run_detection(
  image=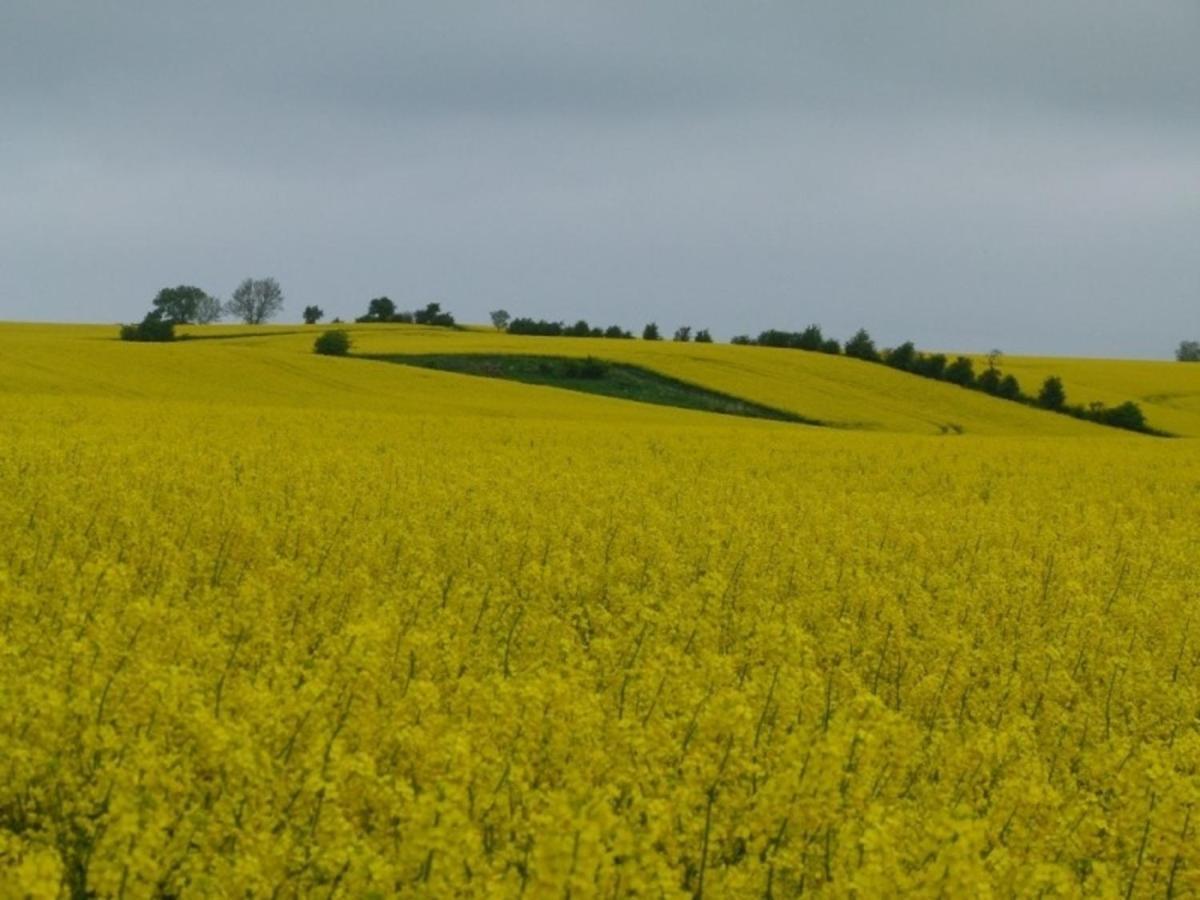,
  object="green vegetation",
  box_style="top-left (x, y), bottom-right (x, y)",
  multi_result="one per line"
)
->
top-left (314, 329), bottom-right (352, 356)
top-left (119, 310), bottom-right (176, 342)
top-left (360, 353), bottom-right (823, 425)
top-left (357, 299), bottom-right (456, 326)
